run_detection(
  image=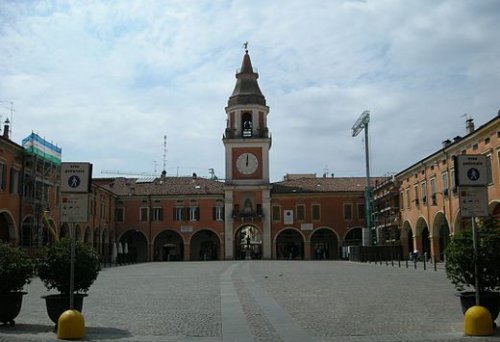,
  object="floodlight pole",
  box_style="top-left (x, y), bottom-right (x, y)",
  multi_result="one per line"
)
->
top-left (352, 110), bottom-right (374, 246)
